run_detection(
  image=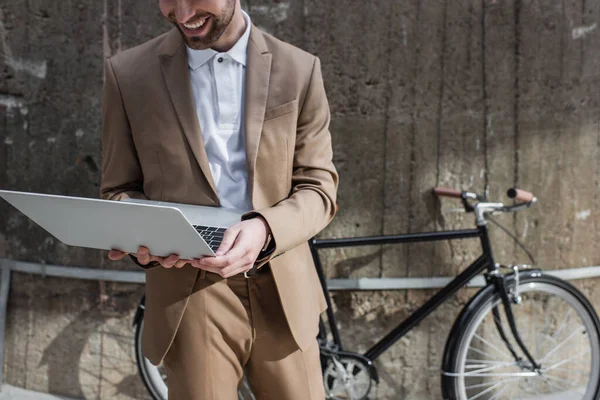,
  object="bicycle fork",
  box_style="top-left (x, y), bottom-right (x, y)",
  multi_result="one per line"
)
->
top-left (488, 266), bottom-right (542, 373)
